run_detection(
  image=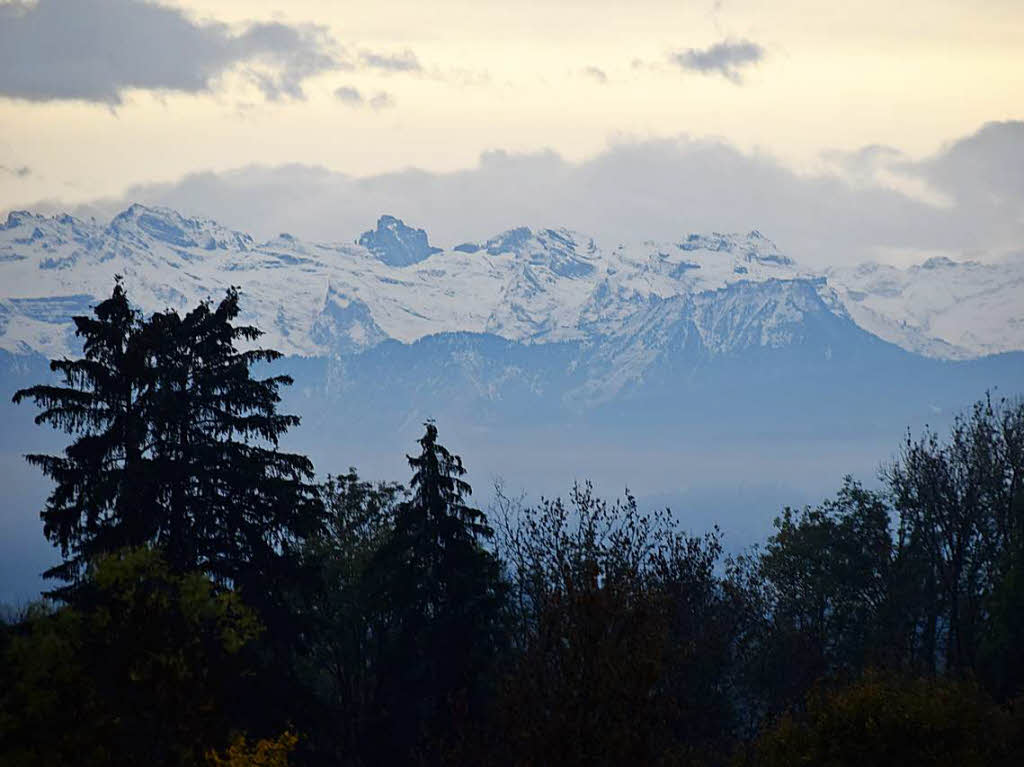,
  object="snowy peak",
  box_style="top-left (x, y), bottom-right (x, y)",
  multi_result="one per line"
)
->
top-left (2, 210), bottom-right (92, 253)
top-left (516, 228), bottom-right (599, 279)
top-left (0, 204), bottom-right (1020, 363)
top-left (677, 230), bottom-right (793, 266)
top-left (566, 278), bottom-right (860, 407)
top-left (357, 215), bottom-right (441, 267)
top-left (106, 203), bottom-right (254, 252)
top-left (691, 278), bottom-right (842, 353)
top-left (311, 284), bottom-right (388, 356)
top-left (457, 226), bottom-right (599, 278)
top-left (827, 254), bottom-right (1024, 359)
top-left (483, 226), bottom-right (533, 255)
